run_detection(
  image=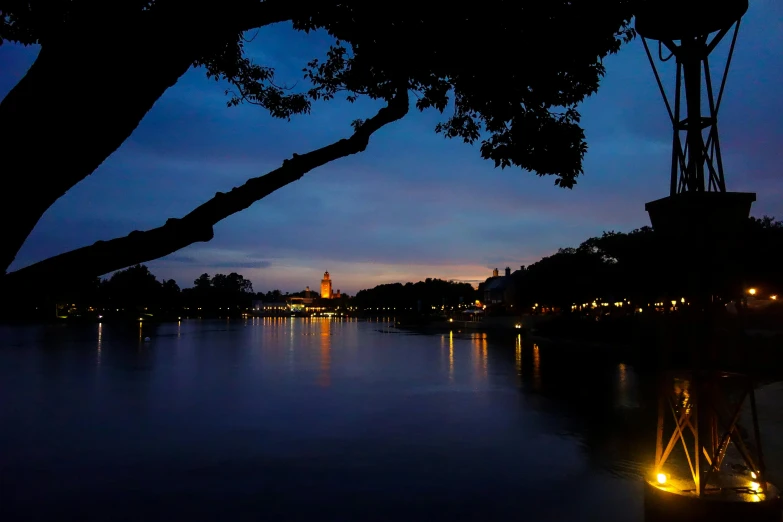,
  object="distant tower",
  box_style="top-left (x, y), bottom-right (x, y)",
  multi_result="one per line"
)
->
top-left (504, 267), bottom-right (511, 277)
top-left (334, 289), bottom-right (341, 299)
top-left (492, 268), bottom-right (499, 278)
top-left (305, 286), bottom-right (311, 298)
top-left (320, 271), bottom-right (332, 299)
